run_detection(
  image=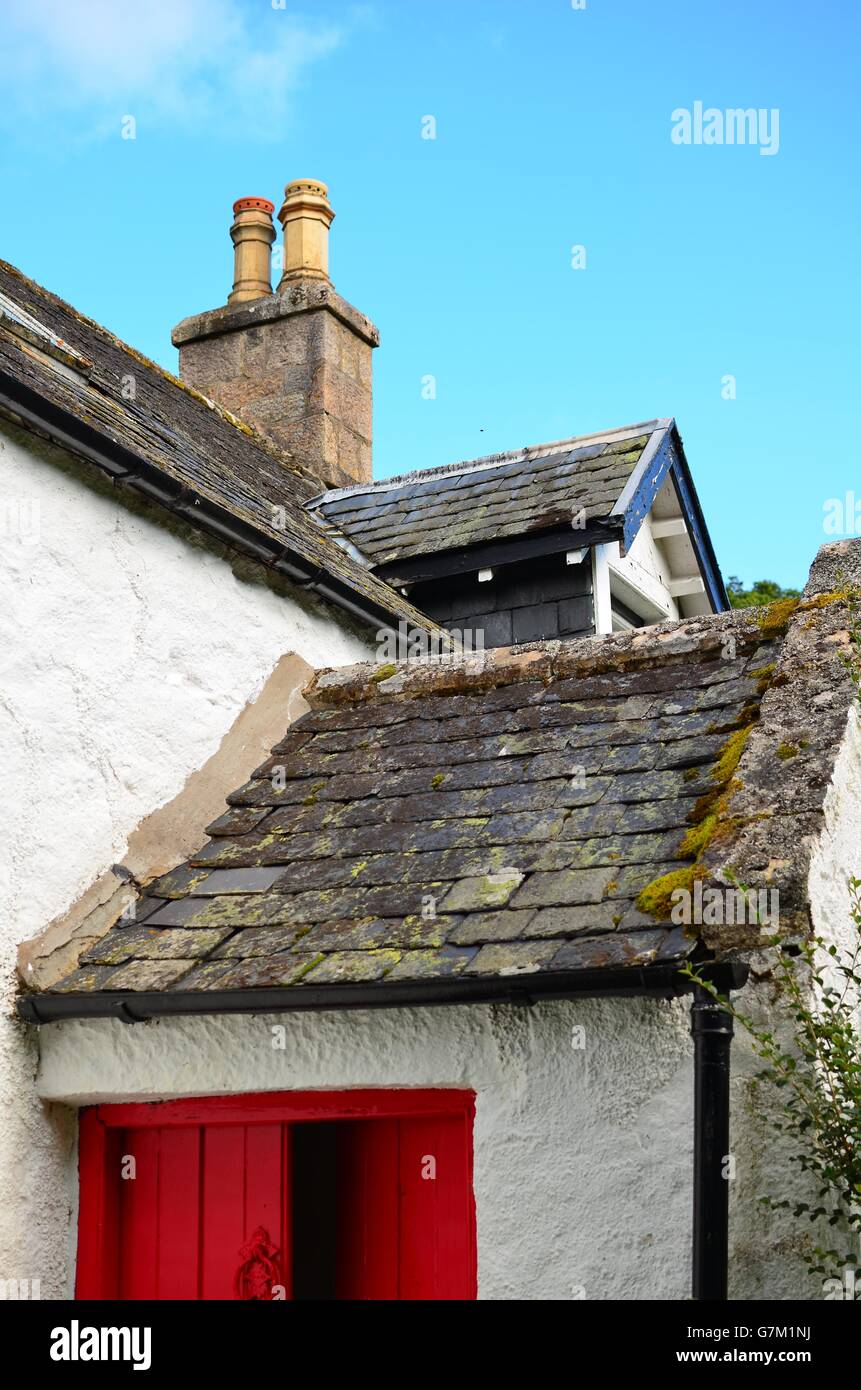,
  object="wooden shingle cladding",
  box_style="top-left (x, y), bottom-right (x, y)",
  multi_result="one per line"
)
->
top-left (410, 551), bottom-right (594, 647)
top-left (27, 540), bottom-right (861, 1023)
